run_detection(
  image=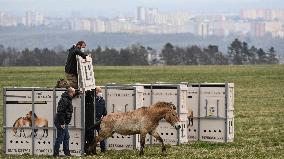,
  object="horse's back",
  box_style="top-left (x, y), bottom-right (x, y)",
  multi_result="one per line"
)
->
top-left (101, 108), bottom-right (150, 133)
